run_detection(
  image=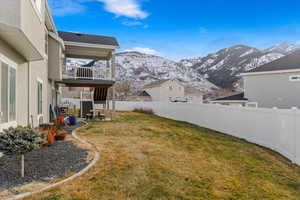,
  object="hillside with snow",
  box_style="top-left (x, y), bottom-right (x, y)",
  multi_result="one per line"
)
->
top-left (67, 42), bottom-right (299, 92)
top-left (91, 51), bottom-right (218, 92)
top-left (180, 43), bottom-right (299, 88)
